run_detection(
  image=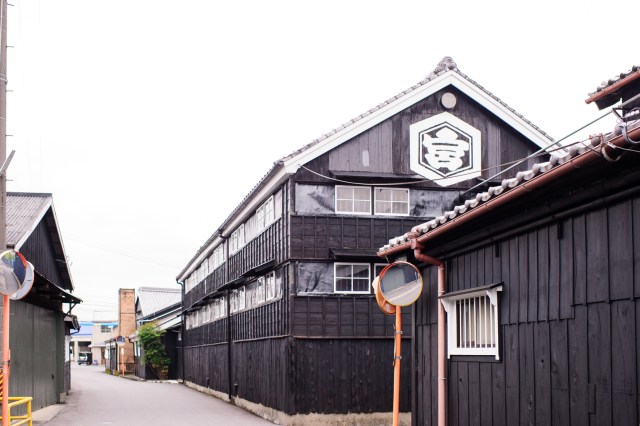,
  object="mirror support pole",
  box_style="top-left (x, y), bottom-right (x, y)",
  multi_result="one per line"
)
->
top-left (392, 306), bottom-right (402, 426)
